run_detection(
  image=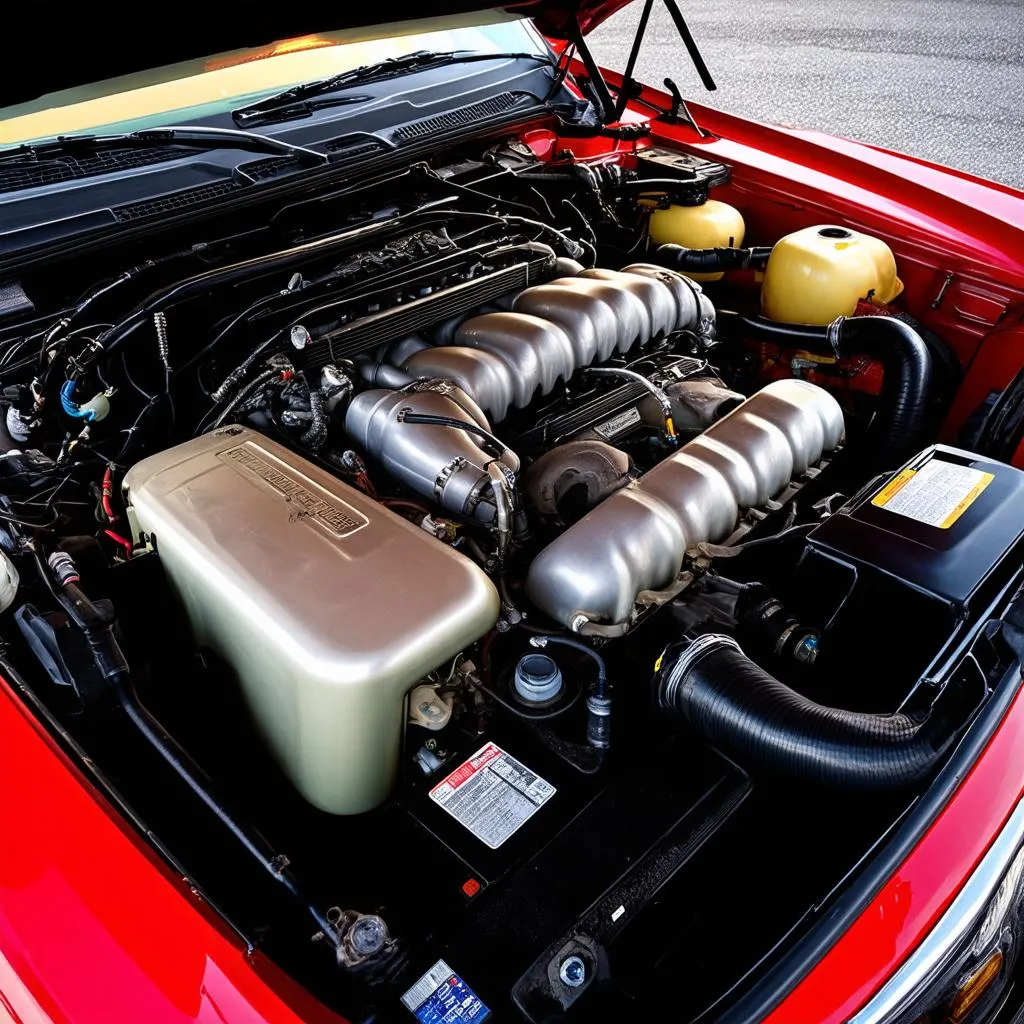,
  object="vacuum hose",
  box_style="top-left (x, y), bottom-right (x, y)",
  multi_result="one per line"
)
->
top-left (719, 311), bottom-right (933, 468)
top-left (654, 634), bottom-right (946, 789)
top-left (652, 243), bottom-right (774, 274)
